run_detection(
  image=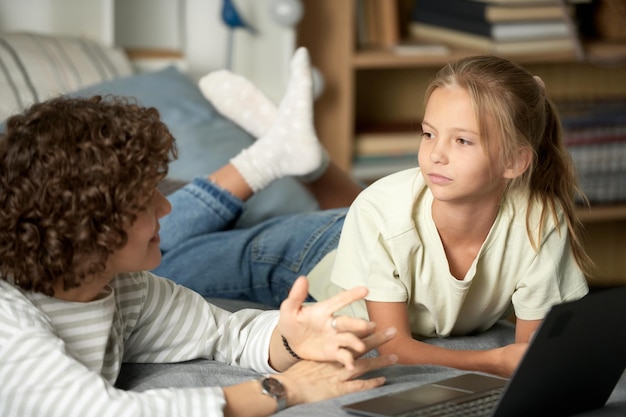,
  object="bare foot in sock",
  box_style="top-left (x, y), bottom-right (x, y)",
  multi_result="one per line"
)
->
top-left (200, 47), bottom-right (329, 191)
top-left (199, 70), bottom-right (276, 138)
